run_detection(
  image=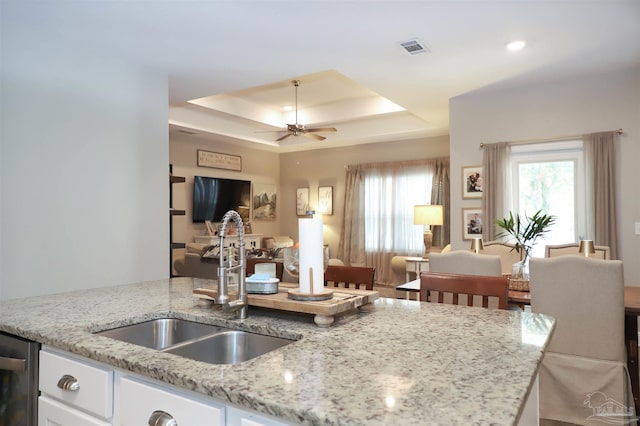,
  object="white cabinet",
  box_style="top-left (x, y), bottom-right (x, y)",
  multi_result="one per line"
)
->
top-left (118, 376), bottom-right (224, 425)
top-left (226, 406), bottom-right (289, 426)
top-left (38, 349), bottom-right (113, 425)
top-left (39, 396), bottom-right (111, 426)
top-left (194, 234), bottom-right (262, 251)
top-left (39, 348), bottom-right (291, 426)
